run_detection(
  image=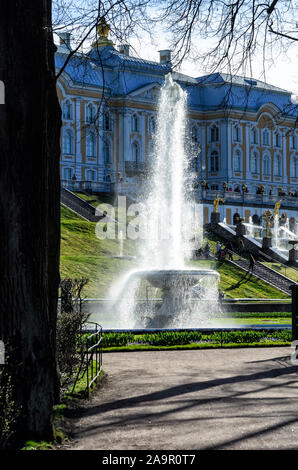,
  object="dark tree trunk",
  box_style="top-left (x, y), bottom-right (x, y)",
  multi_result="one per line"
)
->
top-left (0, 0), bottom-right (61, 446)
